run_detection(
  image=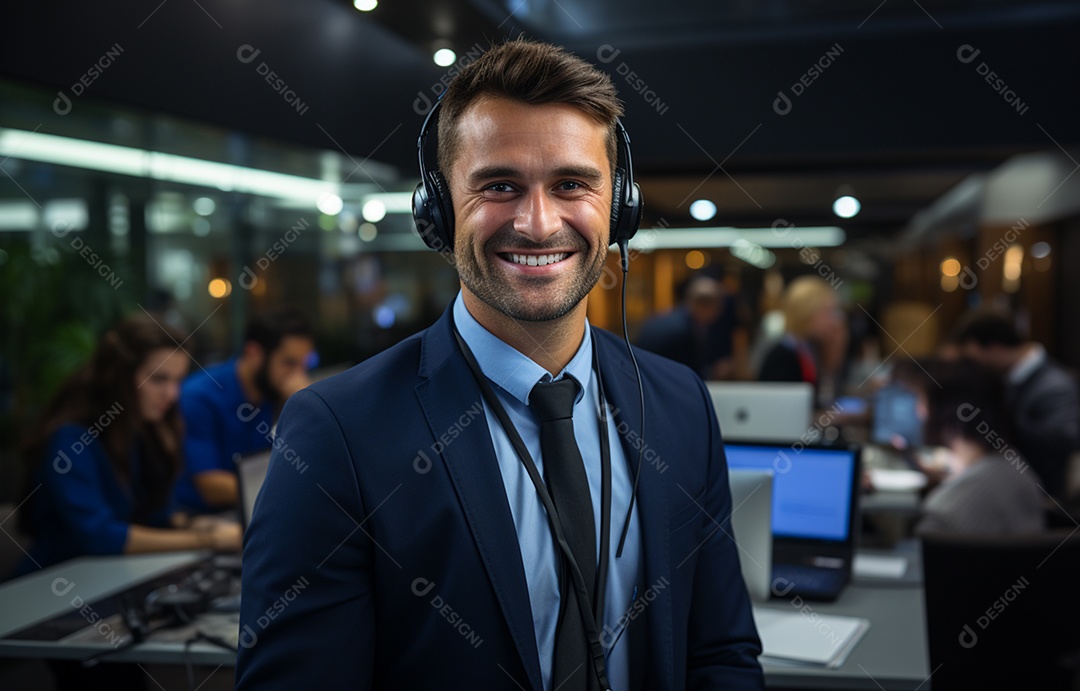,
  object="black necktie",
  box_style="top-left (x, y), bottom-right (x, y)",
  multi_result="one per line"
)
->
top-left (530, 377), bottom-right (598, 691)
